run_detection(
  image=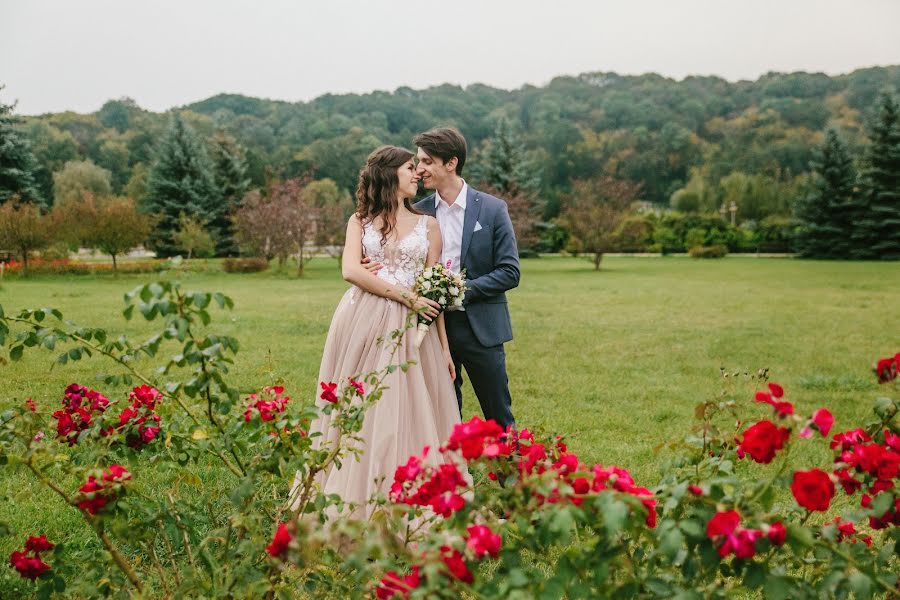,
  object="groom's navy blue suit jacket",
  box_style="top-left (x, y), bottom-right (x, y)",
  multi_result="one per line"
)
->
top-left (414, 186), bottom-right (520, 348)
